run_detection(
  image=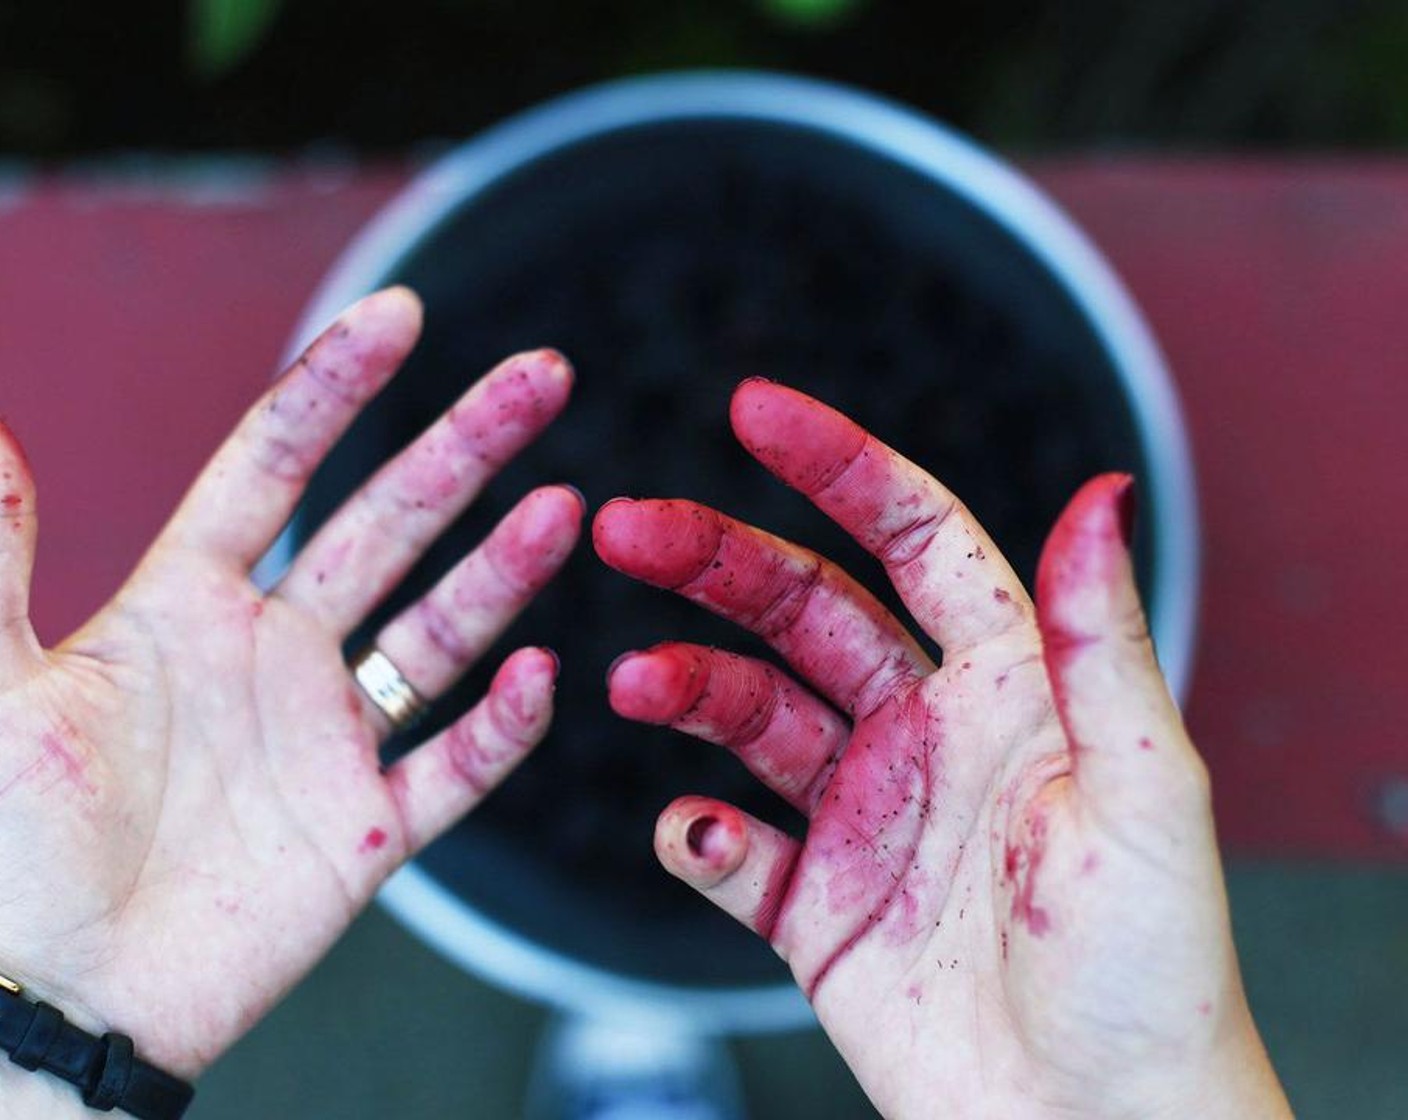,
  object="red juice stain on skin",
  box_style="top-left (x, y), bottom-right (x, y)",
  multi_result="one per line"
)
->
top-left (1138, 736), bottom-right (1154, 751)
top-left (359, 827), bottom-right (388, 854)
top-left (730, 382), bottom-right (867, 494)
top-left (1, 494), bottom-right (19, 510)
top-left (1036, 474), bottom-right (1133, 688)
top-left (1198, 1000), bottom-right (1213, 1017)
top-left (992, 588), bottom-right (1012, 604)
top-left (754, 843), bottom-right (801, 942)
top-left (1004, 810), bottom-right (1051, 937)
top-left (880, 884), bottom-right (928, 948)
top-left (798, 690), bottom-right (935, 998)
top-left (39, 733), bottom-right (97, 796)
top-left (482, 489), bottom-right (581, 593)
top-left (594, 499), bottom-right (724, 590)
top-left (609, 646), bottom-right (705, 725)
